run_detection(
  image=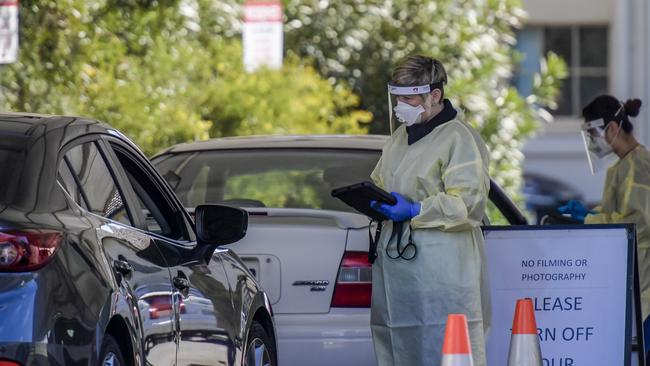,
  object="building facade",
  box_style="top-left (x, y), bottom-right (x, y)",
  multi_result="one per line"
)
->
top-left (518, 0), bottom-right (650, 204)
